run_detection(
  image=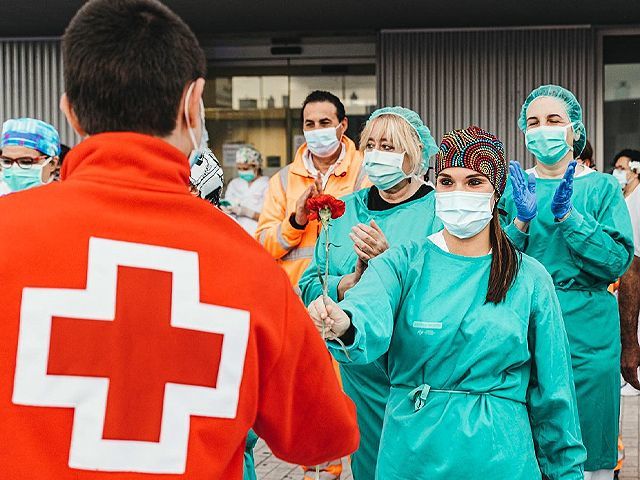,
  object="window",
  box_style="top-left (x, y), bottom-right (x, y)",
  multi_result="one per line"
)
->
top-left (203, 71), bottom-right (376, 178)
top-left (603, 34), bottom-right (640, 170)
